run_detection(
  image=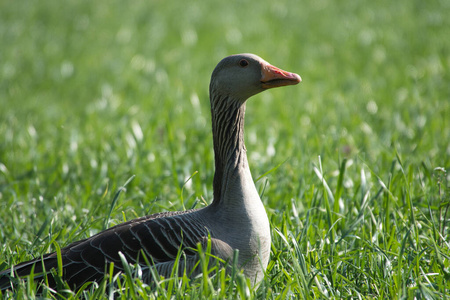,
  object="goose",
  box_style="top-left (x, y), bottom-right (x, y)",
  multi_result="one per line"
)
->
top-left (0, 53), bottom-right (301, 291)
